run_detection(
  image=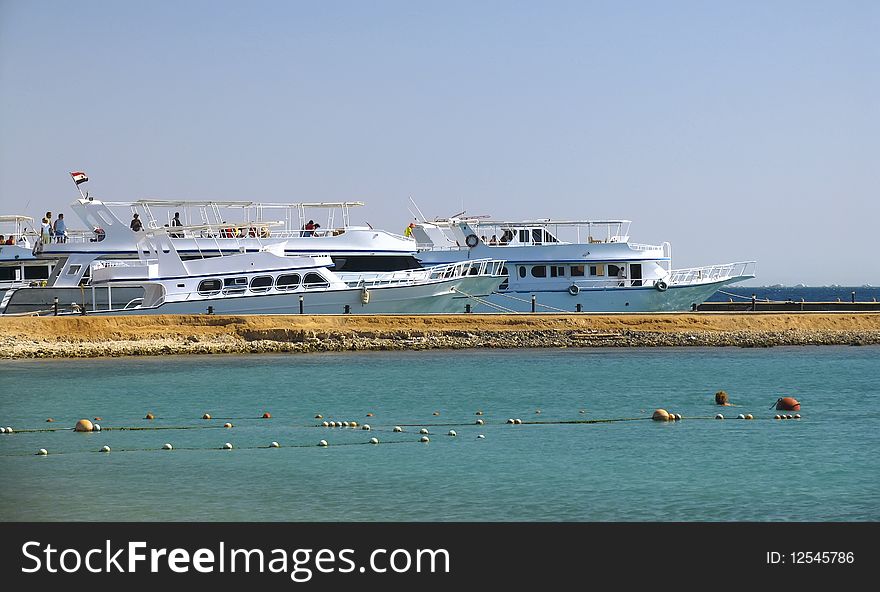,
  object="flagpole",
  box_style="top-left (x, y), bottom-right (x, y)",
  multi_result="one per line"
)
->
top-left (70, 173), bottom-right (86, 199)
